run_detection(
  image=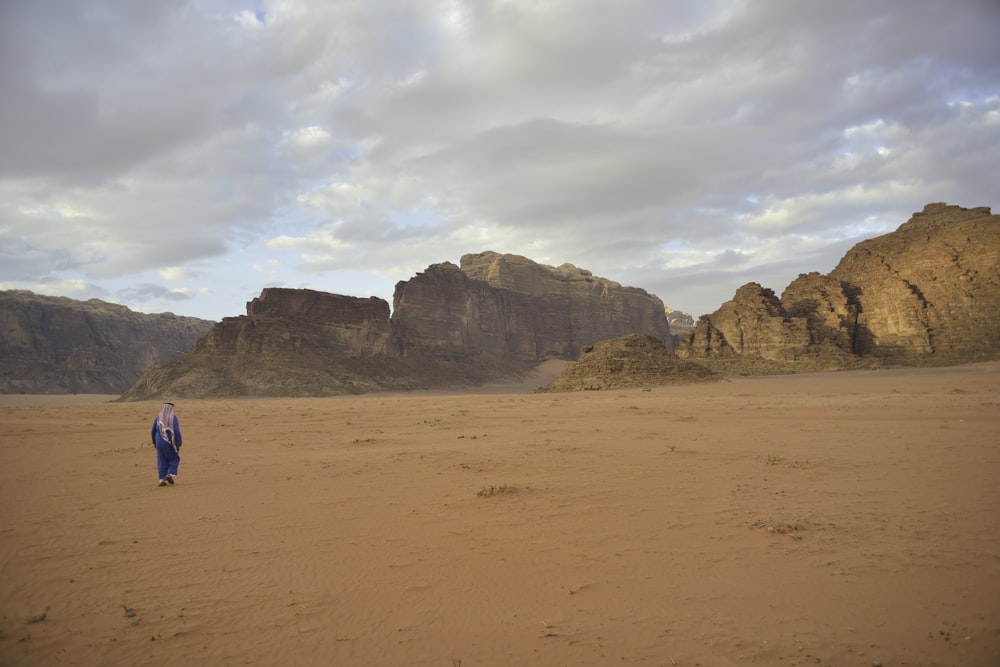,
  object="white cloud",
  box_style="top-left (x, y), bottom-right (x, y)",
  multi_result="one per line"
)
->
top-left (234, 10), bottom-right (265, 30)
top-left (33, 279), bottom-right (91, 296)
top-left (266, 229), bottom-right (356, 256)
top-left (285, 125), bottom-right (331, 147)
top-left (168, 286), bottom-right (209, 296)
top-left (297, 183), bottom-right (371, 212)
top-left (159, 267), bottom-right (194, 281)
top-left (0, 0), bottom-right (997, 320)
